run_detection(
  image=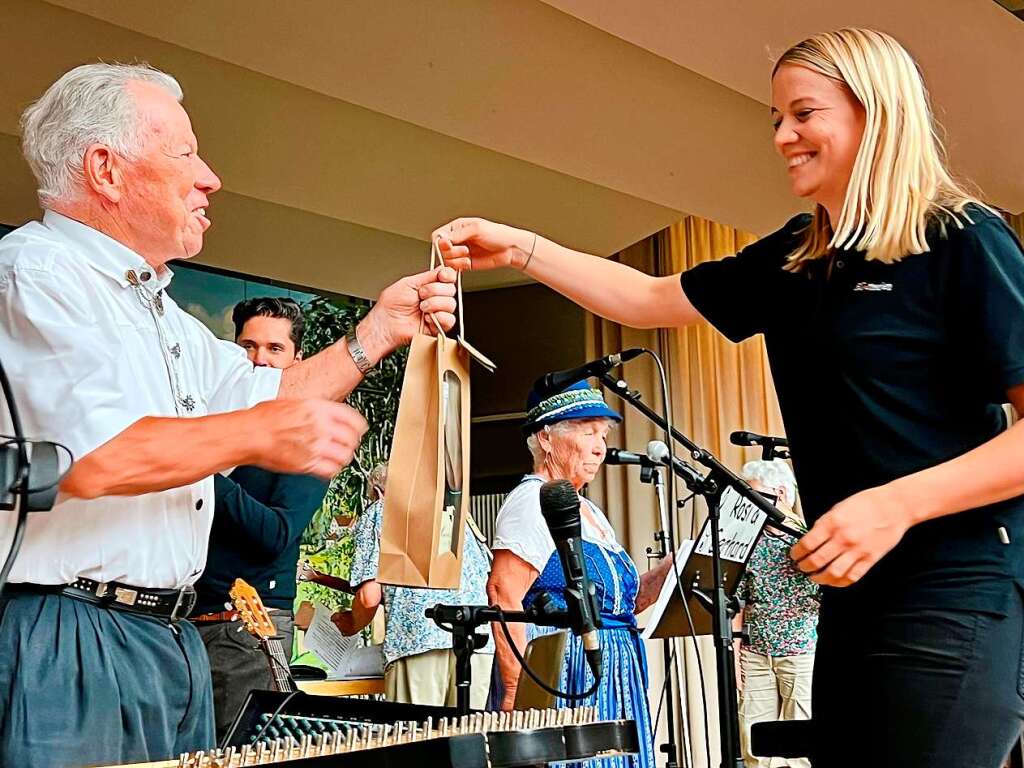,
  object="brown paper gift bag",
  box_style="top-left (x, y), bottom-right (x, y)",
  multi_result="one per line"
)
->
top-left (379, 247), bottom-right (495, 589)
